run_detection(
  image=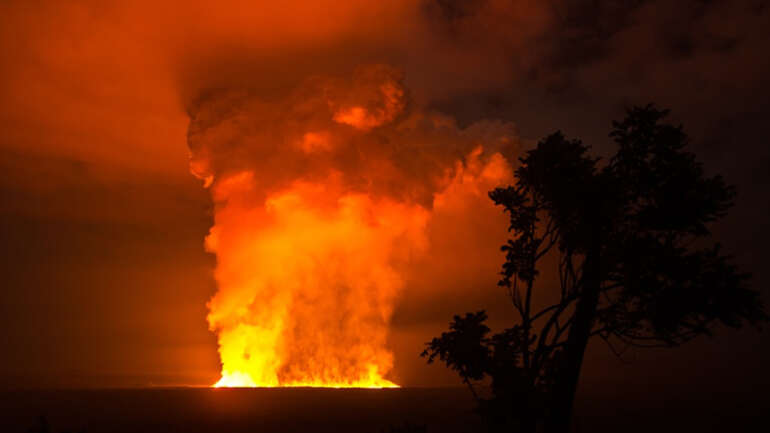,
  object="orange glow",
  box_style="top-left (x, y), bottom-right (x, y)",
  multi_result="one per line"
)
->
top-left (205, 173), bottom-right (428, 388)
top-left (187, 65), bottom-right (517, 388)
top-left (332, 81), bottom-right (406, 131)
